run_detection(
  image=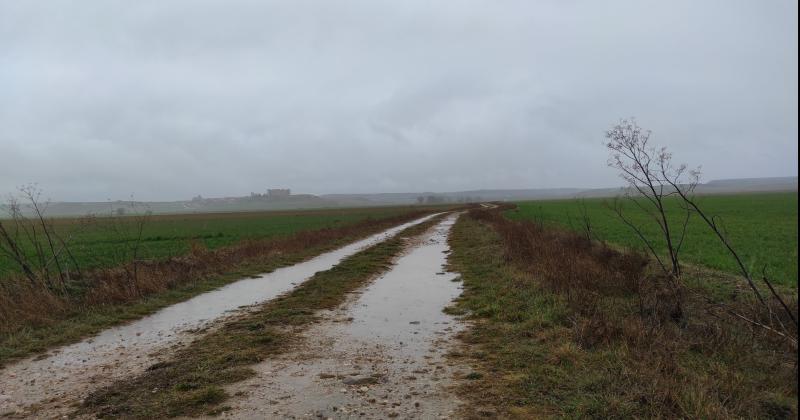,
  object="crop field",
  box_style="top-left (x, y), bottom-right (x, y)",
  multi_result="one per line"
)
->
top-left (0, 205), bottom-right (433, 279)
top-left (506, 192), bottom-right (798, 285)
